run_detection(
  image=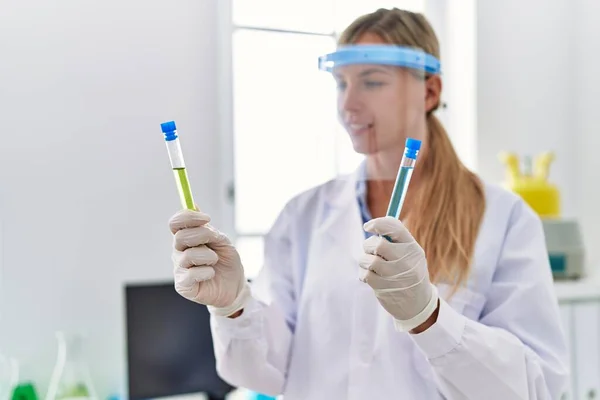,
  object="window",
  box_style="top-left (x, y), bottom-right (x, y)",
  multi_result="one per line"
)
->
top-left (225, 0), bottom-right (427, 278)
top-left (232, 29), bottom-right (337, 235)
